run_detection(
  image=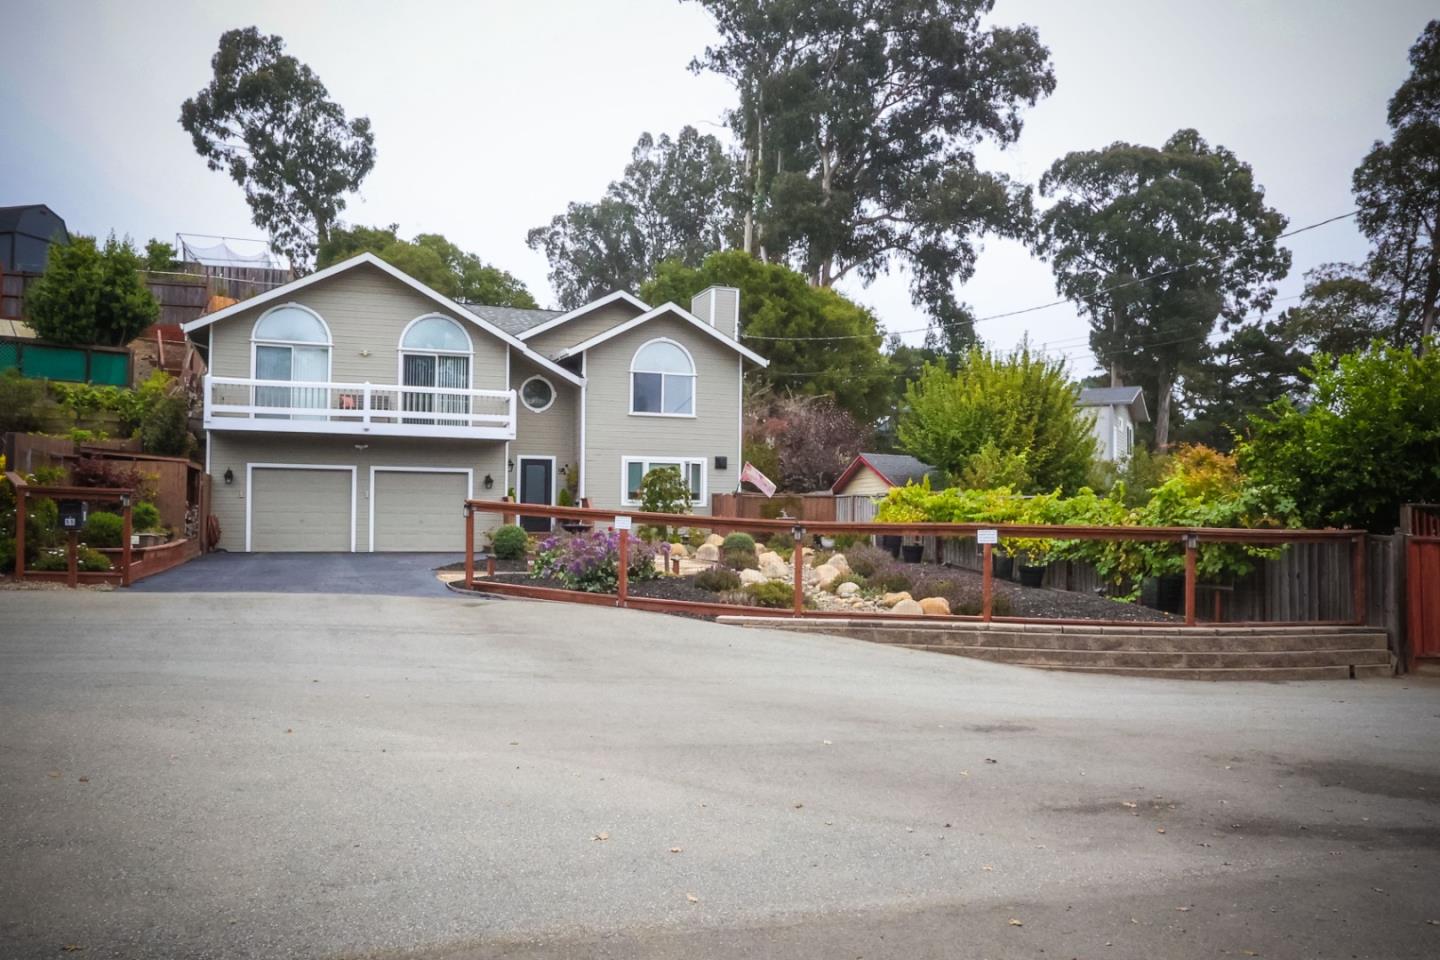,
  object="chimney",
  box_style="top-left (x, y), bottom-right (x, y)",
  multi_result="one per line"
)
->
top-left (690, 286), bottom-right (740, 338)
